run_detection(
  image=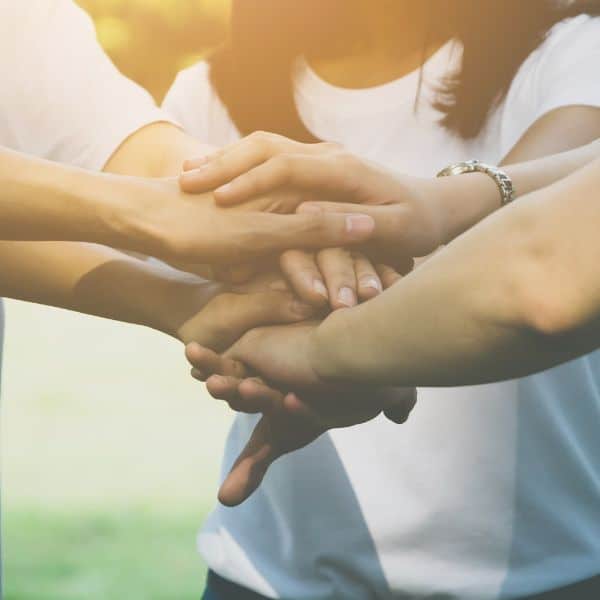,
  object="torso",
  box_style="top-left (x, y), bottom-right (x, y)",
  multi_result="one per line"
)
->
top-left (163, 16), bottom-right (600, 599)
